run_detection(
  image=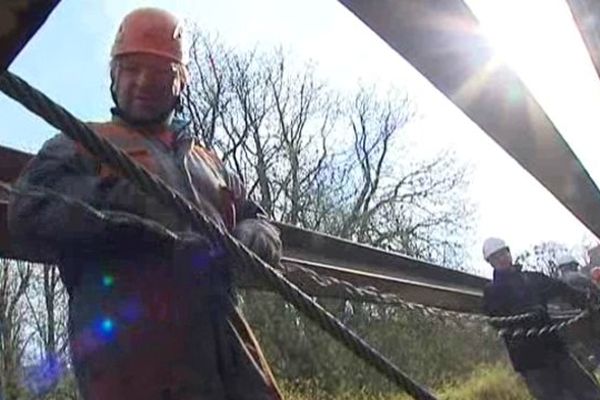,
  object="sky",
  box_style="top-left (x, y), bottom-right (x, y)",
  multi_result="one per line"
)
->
top-left (1, 0), bottom-right (600, 276)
